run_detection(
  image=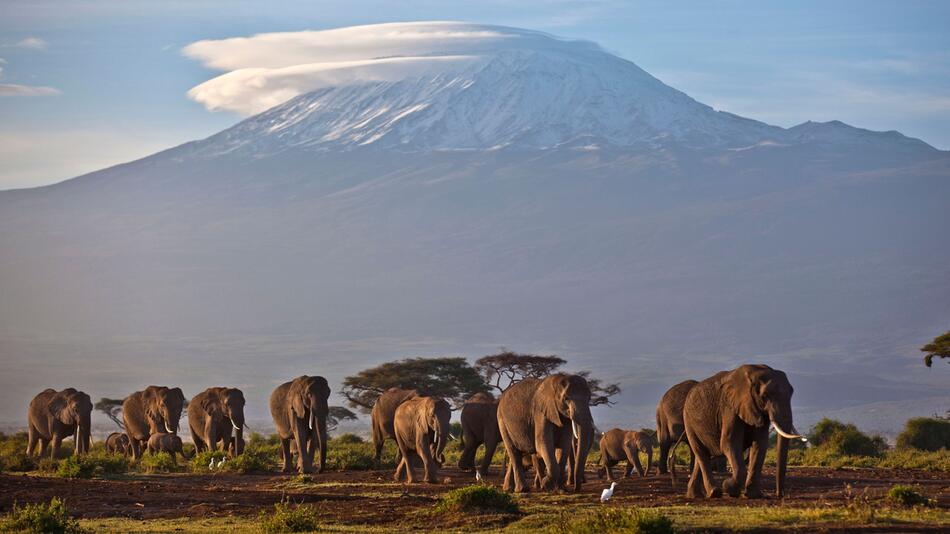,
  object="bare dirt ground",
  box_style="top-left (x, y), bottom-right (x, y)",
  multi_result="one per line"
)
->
top-left (1, 466), bottom-right (948, 531)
